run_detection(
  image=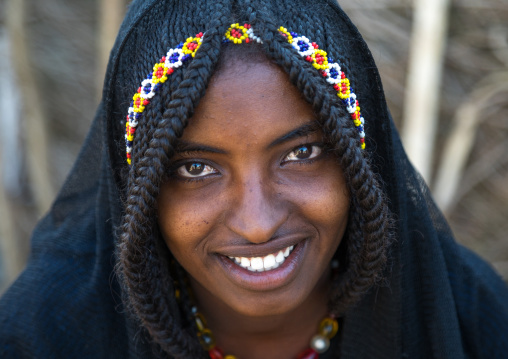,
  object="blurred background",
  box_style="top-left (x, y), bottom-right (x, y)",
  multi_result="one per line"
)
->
top-left (0, 0), bottom-right (507, 293)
